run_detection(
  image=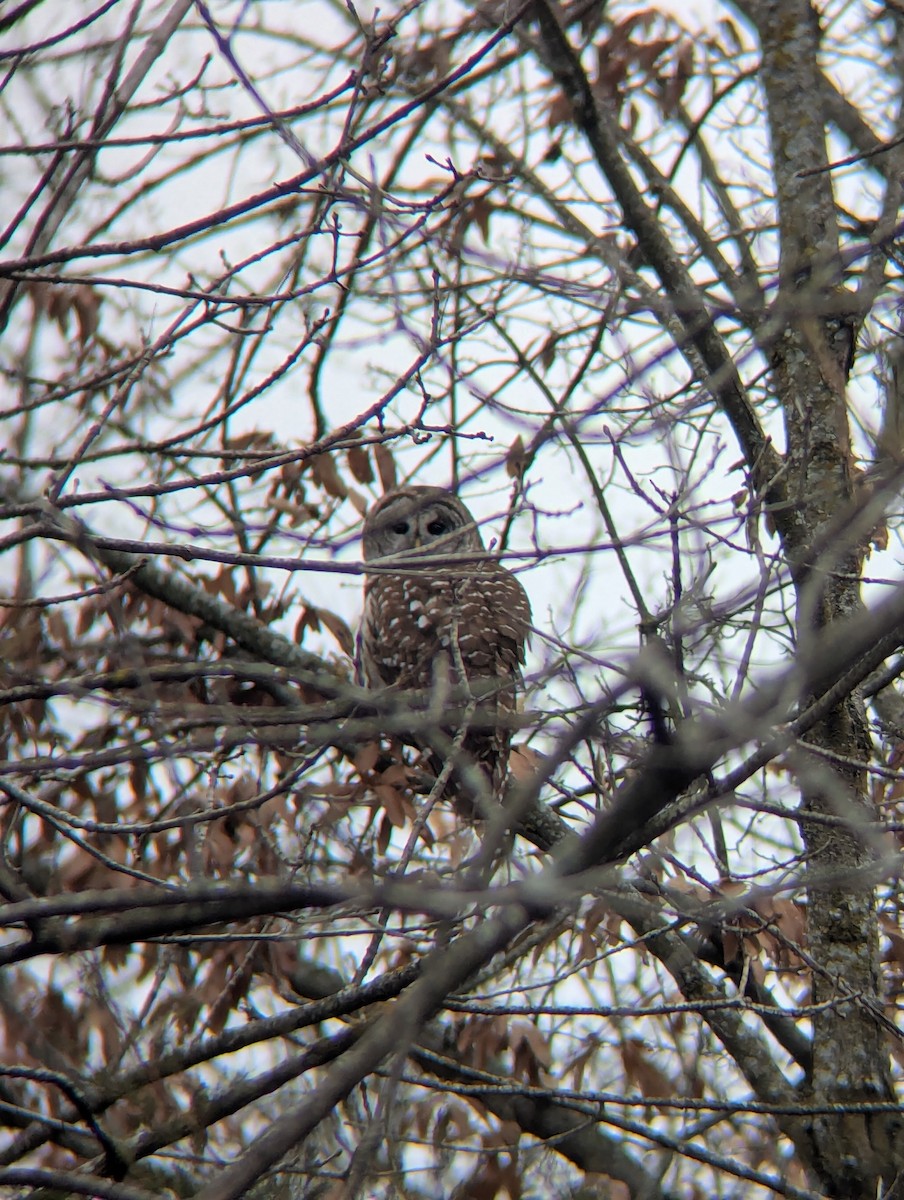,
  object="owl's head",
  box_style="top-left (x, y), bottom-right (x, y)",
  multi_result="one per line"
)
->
top-left (362, 486), bottom-right (486, 562)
